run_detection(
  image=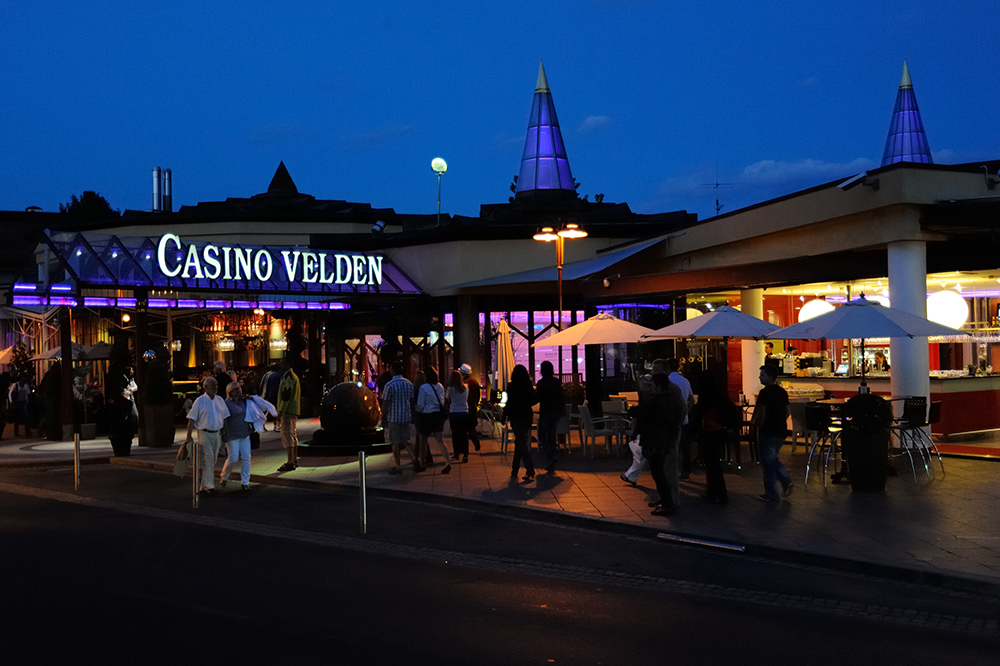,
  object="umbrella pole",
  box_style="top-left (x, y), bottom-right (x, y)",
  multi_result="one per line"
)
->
top-left (859, 338), bottom-right (869, 394)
